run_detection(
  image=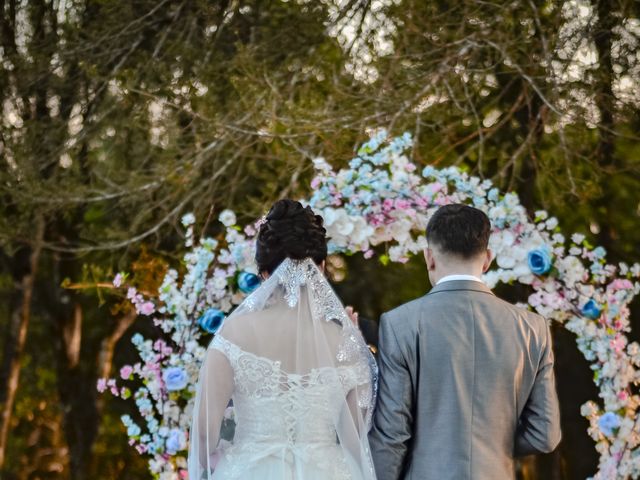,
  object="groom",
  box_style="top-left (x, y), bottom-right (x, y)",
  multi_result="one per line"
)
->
top-left (369, 204), bottom-right (561, 479)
